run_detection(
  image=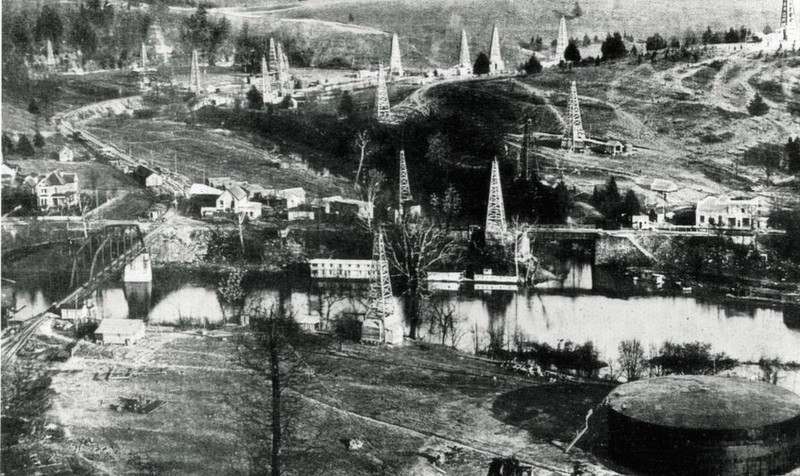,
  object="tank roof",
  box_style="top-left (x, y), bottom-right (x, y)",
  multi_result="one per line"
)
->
top-left (607, 375), bottom-right (800, 430)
